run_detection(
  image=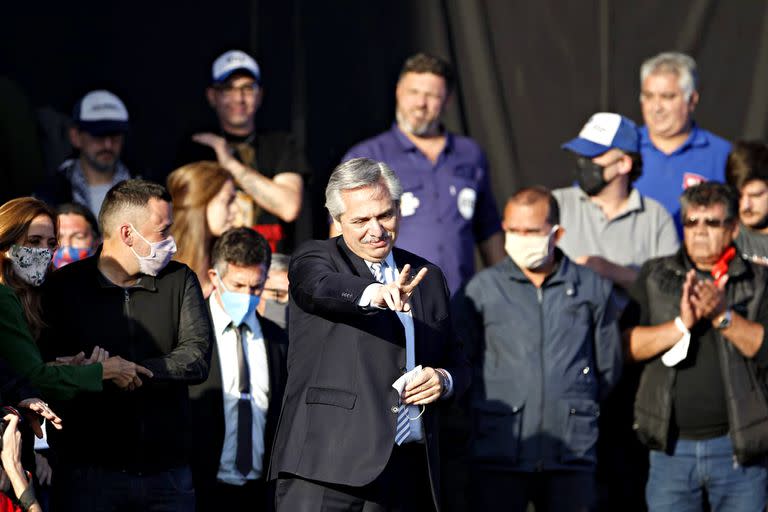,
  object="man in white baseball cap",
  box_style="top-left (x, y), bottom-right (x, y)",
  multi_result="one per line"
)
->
top-left (175, 49), bottom-right (311, 254)
top-left (37, 90), bottom-right (134, 217)
top-left (556, 112), bottom-right (678, 295)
